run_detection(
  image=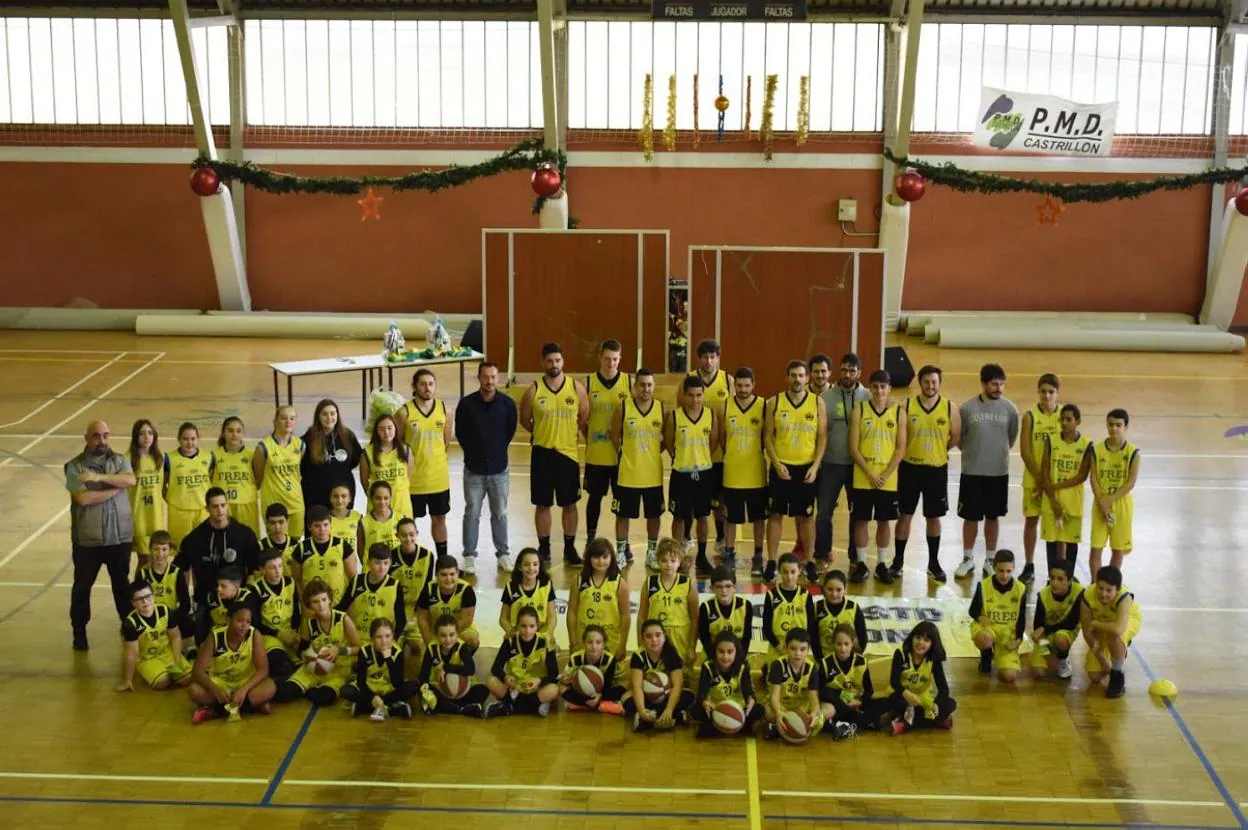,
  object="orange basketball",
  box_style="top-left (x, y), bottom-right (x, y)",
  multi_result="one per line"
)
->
top-left (439, 671), bottom-right (472, 699)
top-left (778, 709), bottom-right (814, 744)
top-left (642, 670), bottom-right (671, 704)
top-left (712, 700), bottom-right (746, 735)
